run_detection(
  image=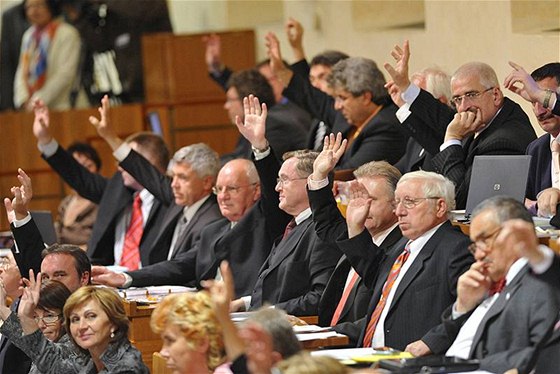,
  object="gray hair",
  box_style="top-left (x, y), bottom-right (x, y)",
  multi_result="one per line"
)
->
top-left (412, 67), bottom-right (452, 103)
top-left (245, 308), bottom-right (301, 359)
top-left (452, 62), bottom-right (499, 89)
top-left (282, 150), bottom-right (319, 178)
top-left (472, 196), bottom-right (533, 225)
top-left (353, 160), bottom-right (402, 197)
top-left (328, 57), bottom-right (387, 104)
top-left (398, 170), bottom-right (456, 211)
top-left (169, 143), bottom-right (220, 179)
